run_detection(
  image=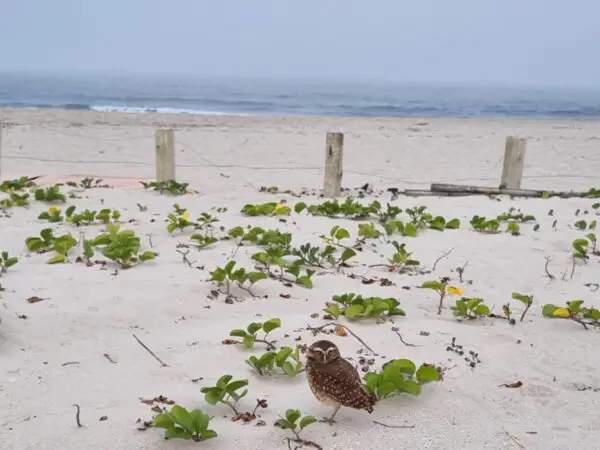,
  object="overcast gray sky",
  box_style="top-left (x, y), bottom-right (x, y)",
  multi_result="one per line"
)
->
top-left (1, 0), bottom-right (598, 87)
